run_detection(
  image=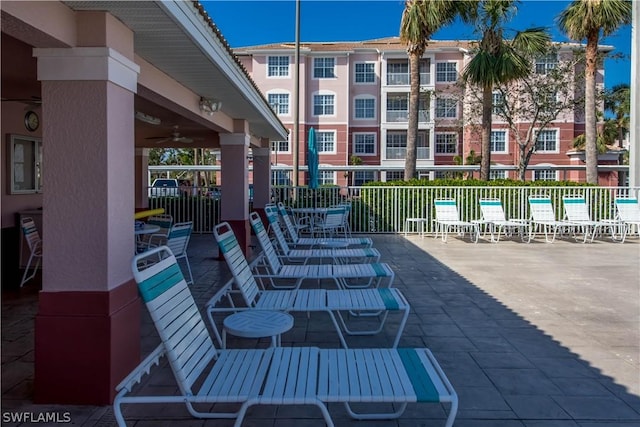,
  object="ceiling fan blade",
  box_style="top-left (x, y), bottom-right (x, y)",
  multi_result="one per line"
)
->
top-left (154, 138), bottom-right (171, 144)
top-left (176, 137), bottom-right (194, 143)
top-left (145, 136), bottom-right (169, 140)
top-left (2, 96), bottom-right (42, 104)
